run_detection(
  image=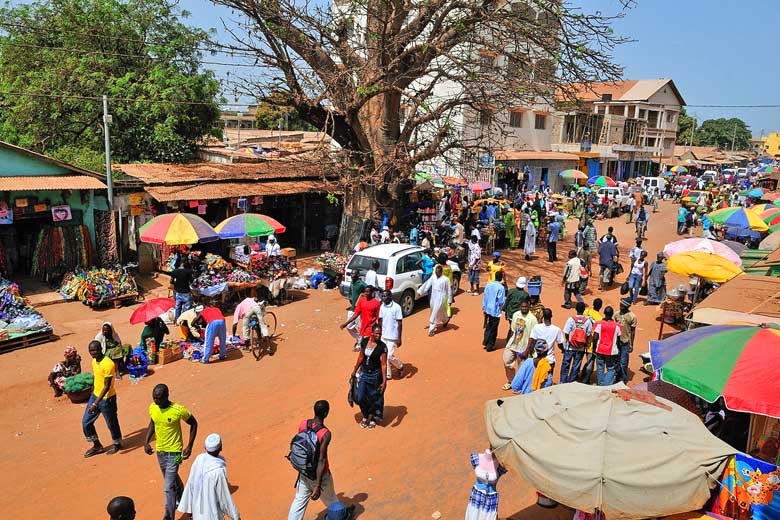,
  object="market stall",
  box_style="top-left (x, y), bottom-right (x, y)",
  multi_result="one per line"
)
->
top-left (58, 266), bottom-right (139, 308)
top-left (0, 278), bottom-right (53, 352)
